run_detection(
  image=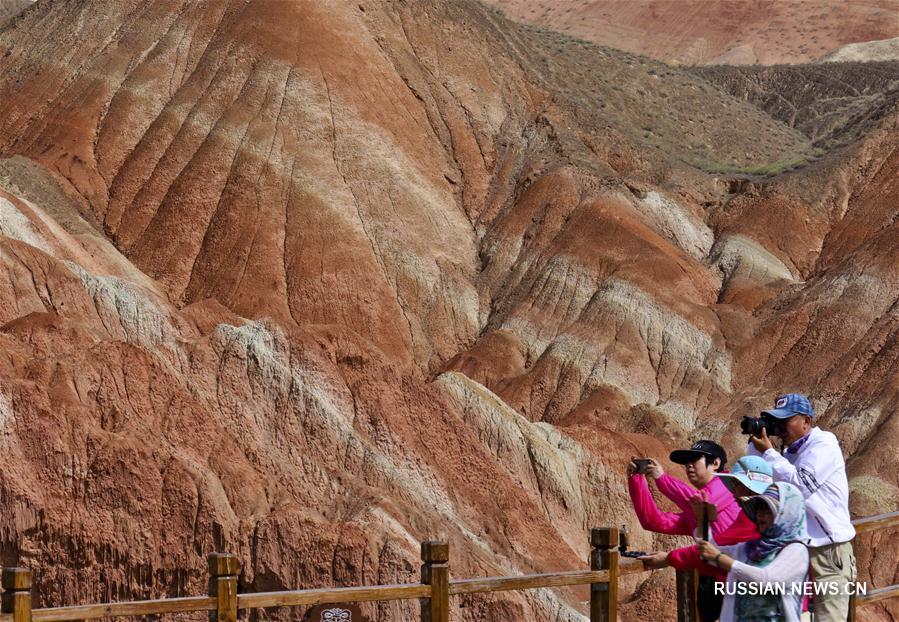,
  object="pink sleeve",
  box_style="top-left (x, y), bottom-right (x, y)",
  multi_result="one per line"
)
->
top-left (706, 478), bottom-right (741, 536)
top-left (715, 512), bottom-right (760, 545)
top-left (667, 511), bottom-right (757, 582)
top-left (667, 543), bottom-right (701, 569)
top-left (666, 545), bottom-right (727, 581)
top-left (628, 474), bottom-right (694, 535)
top-left (655, 474), bottom-right (696, 511)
